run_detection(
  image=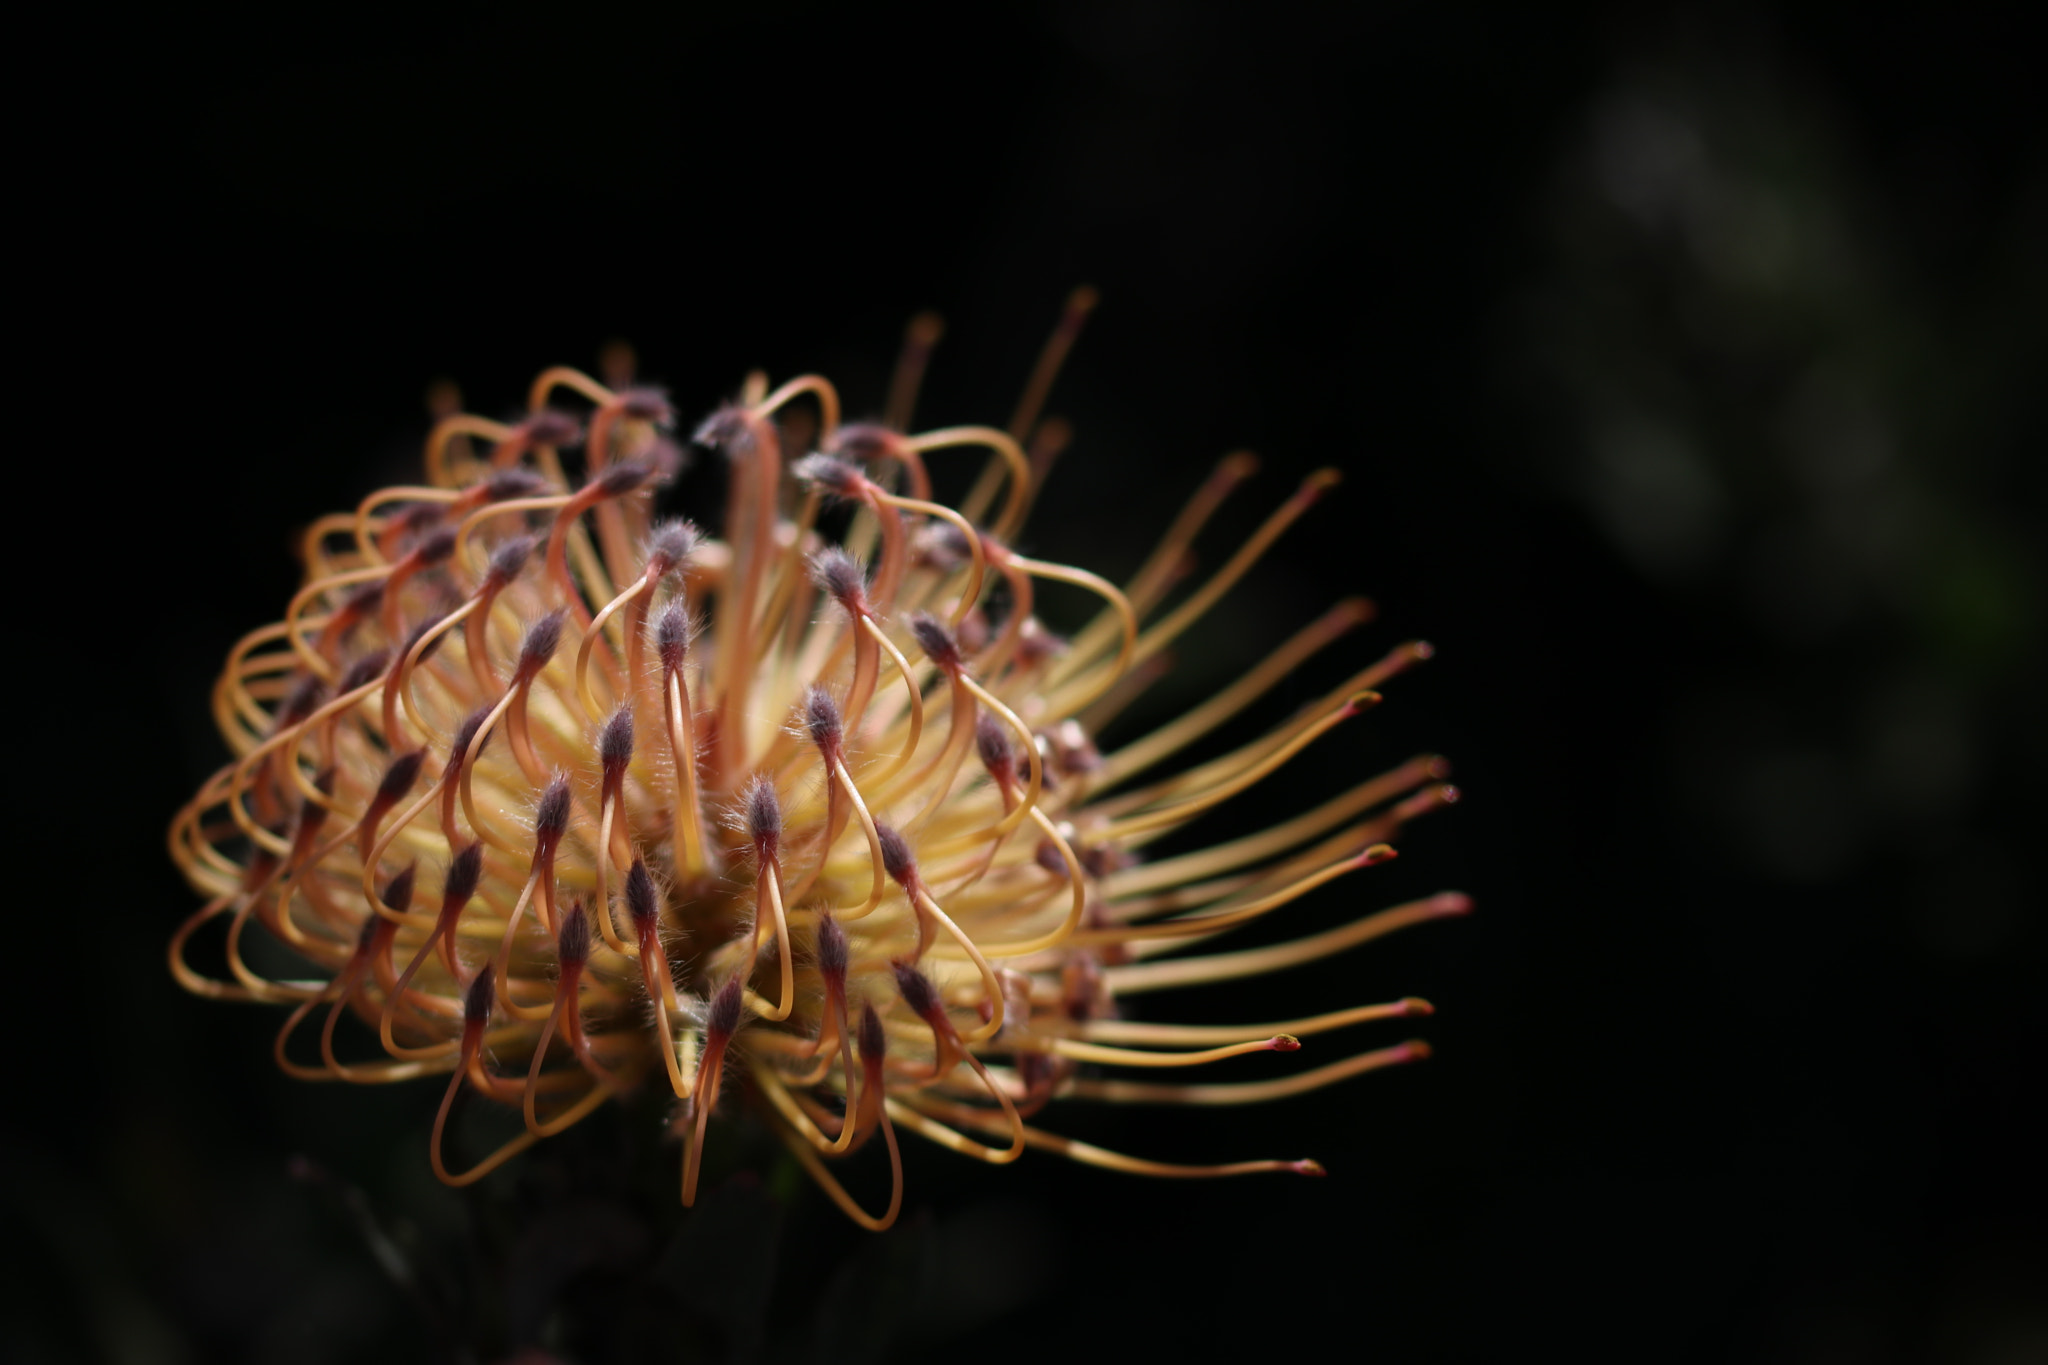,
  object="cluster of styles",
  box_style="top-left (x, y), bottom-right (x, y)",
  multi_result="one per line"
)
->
top-left (169, 294), bottom-right (1467, 1228)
